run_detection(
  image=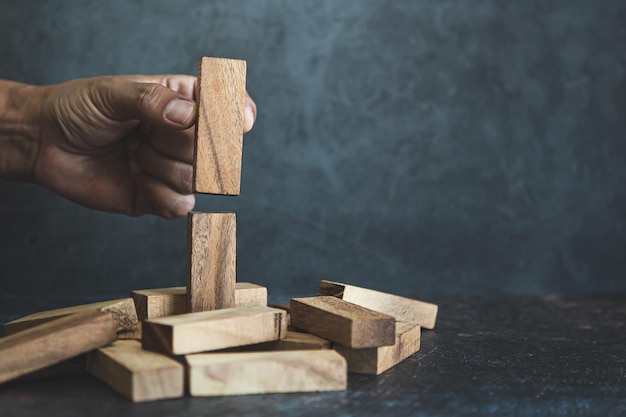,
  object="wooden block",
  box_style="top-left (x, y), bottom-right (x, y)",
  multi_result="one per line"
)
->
top-left (193, 56), bottom-right (246, 195)
top-left (142, 306), bottom-right (287, 355)
top-left (4, 298), bottom-right (138, 335)
top-left (234, 282), bottom-right (267, 307)
top-left (271, 303), bottom-right (293, 329)
top-left (334, 322), bottom-right (421, 375)
top-left (186, 212), bottom-right (236, 313)
top-left (274, 331), bottom-right (331, 351)
top-left (86, 340), bottom-right (184, 402)
top-left (132, 283), bottom-right (268, 321)
top-left (132, 287), bottom-right (187, 320)
top-left (0, 310), bottom-right (117, 384)
top-left (186, 350), bottom-right (347, 396)
top-left (318, 280), bottom-right (439, 329)
top-left (290, 296), bottom-right (395, 349)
